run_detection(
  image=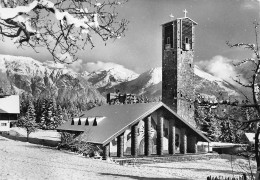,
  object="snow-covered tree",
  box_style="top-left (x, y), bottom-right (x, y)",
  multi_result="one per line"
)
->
top-left (17, 100), bottom-right (37, 141)
top-left (0, 0), bottom-right (128, 63)
top-left (54, 104), bottom-right (63, 126)
top-left (226, 21), bottom-right (260, 179)
top-left (39, 98), bottom-right (47, 129)
top-left (45, 98), bottom-right (54, 129)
